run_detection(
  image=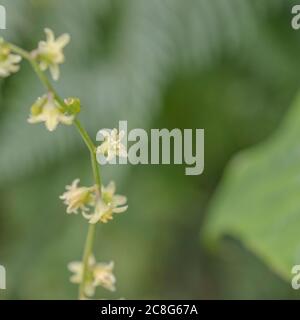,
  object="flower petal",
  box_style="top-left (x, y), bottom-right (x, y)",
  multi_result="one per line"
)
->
top-left (56, 33), bottom-right (70, 48)
top-left (44, 28), bottom-right (55, 42)
top-left (113, 195), bottom-right (127, 206)
top-left (105, 181), bottom-right (116, 195)
top-left (113, 205), bottom-right (128, 214)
